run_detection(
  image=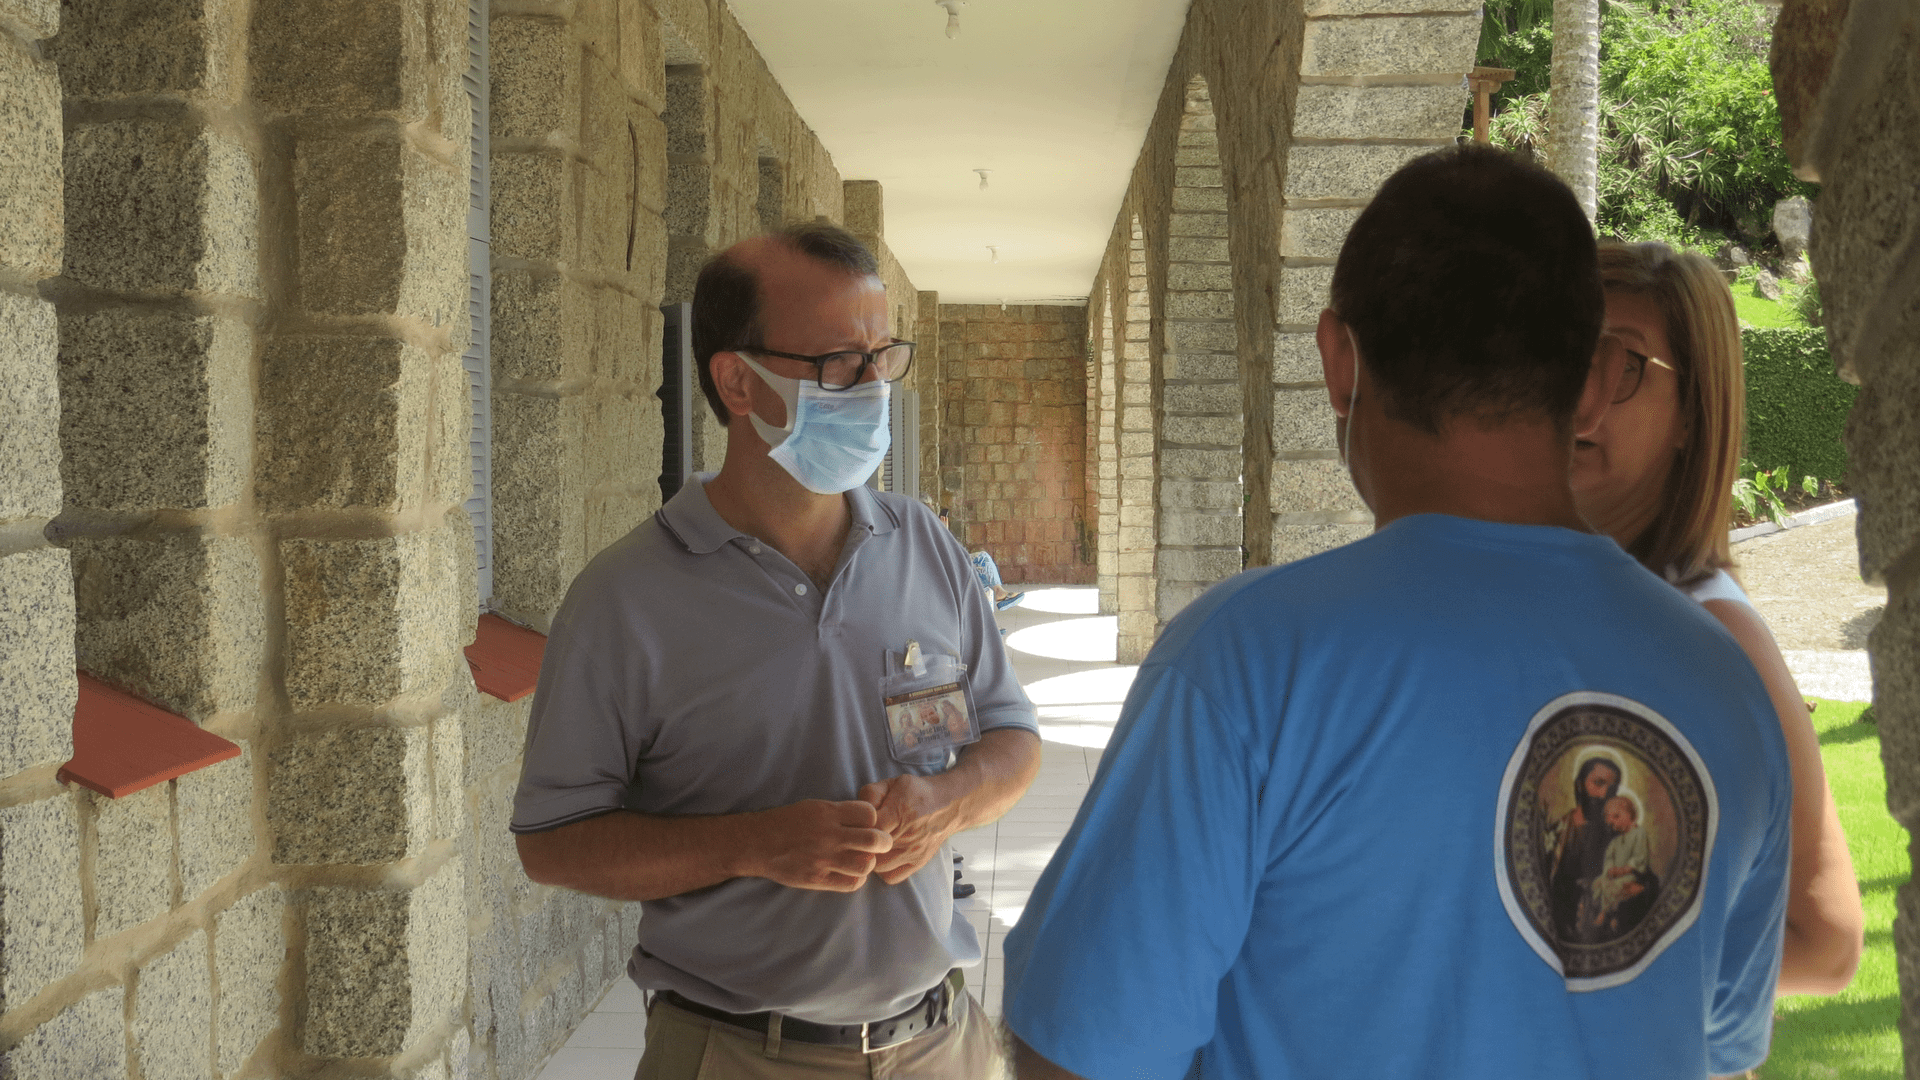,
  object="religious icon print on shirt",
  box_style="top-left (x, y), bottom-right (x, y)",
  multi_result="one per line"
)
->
top-left (1494, 691), bottom-right (1718, 992)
